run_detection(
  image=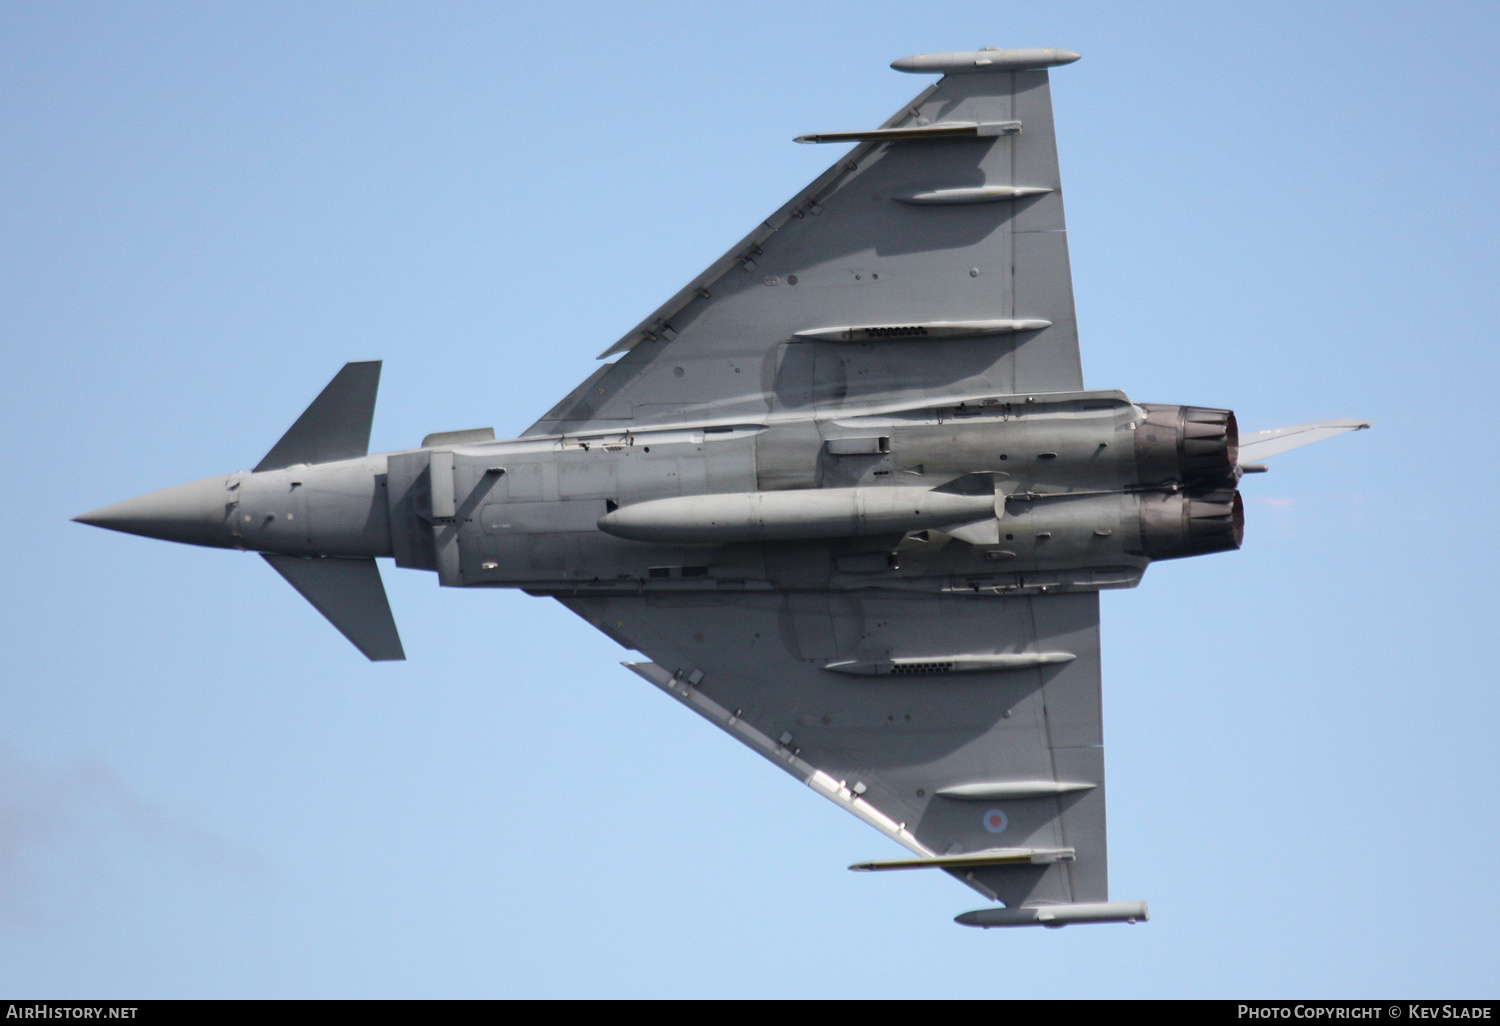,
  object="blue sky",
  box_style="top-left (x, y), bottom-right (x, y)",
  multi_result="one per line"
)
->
top-left (2, 0), bottom-right (1497, 997)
